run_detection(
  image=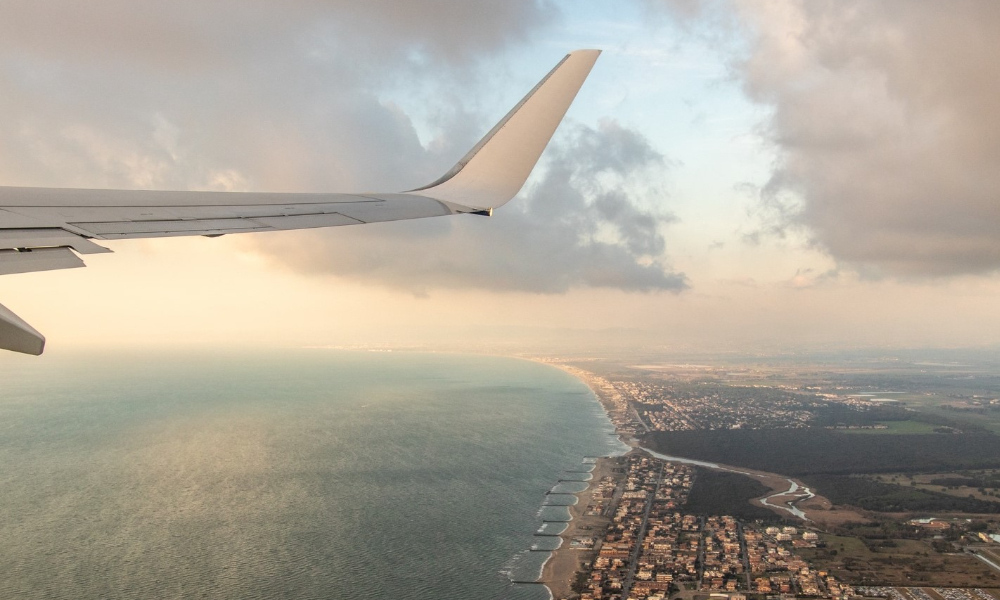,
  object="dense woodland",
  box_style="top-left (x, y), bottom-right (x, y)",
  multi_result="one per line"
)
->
top-left (643, 429), bottom-right (1000, 475)
top-left (684, 468), bottom-right (781, 521)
